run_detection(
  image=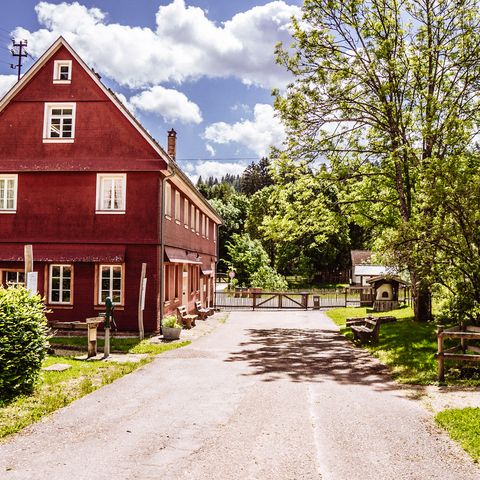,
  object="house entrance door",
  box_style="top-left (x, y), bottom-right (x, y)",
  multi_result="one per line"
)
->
top-left (182, 265), bottom-right (188, 306)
